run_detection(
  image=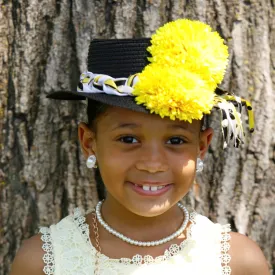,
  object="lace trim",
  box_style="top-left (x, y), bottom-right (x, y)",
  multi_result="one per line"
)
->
top-left (220, 224), bottom-right (231, 275)
top-left (72, 207), bottom-right (197, 265)
top-left (39, 227), bottom-right (55, 275)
